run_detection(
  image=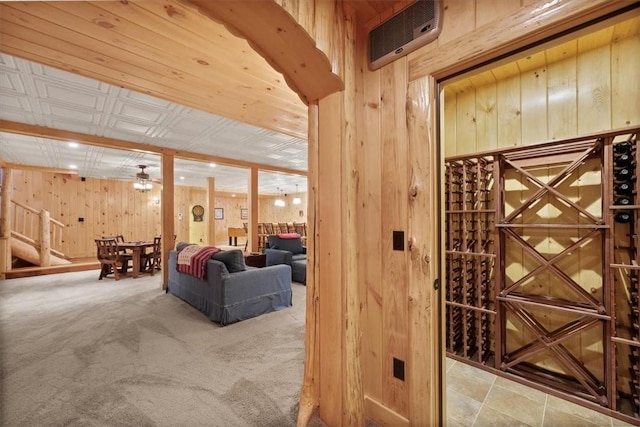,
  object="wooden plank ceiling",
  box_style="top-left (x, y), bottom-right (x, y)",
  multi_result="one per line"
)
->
top-left (0, 1), bottom-right (400, 141)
